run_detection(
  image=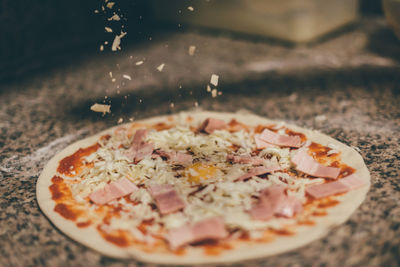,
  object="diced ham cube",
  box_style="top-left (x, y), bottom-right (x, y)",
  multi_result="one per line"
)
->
top-left (306, 173), bottom-right (366, 199)
top-left (199, 118), bottom-right (227, 134)
top-left (166, 217), bottom-right (227, 249)
top-left (89, 178), bottom-right (138, 205)
top-left (126, 129), bottom-right (154, 163)
top-left (250, 185), bottom-right (286, 220)
top-left (132, 129), bottom-right (147, 146)
top-left (275, 195), bottom-right (304, 218)
top-left (156, 150), bottom-right (193, 165)
top-left (254, 135), bottom-right (277, 149)
top-left (235, 165), bottom-right (280, 181)
top-left (250, 185), bottom-right (303, 220)
top-left (227, 154), bottom-right (264, 165)
top-left (134, 143), bottom-right (154, 163)
top-left (148, 184), bottom-right (174, 196)
top-left (291, 148), bottom-right (340, 179)
top-left (257, 128), bottom-right (302, 148)
top-left (148, 184), bottom-right (185, 215)
top-left (338, 174), bottom-right (365, 190)
top-left (305, 181), bottom-right (348, 199)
